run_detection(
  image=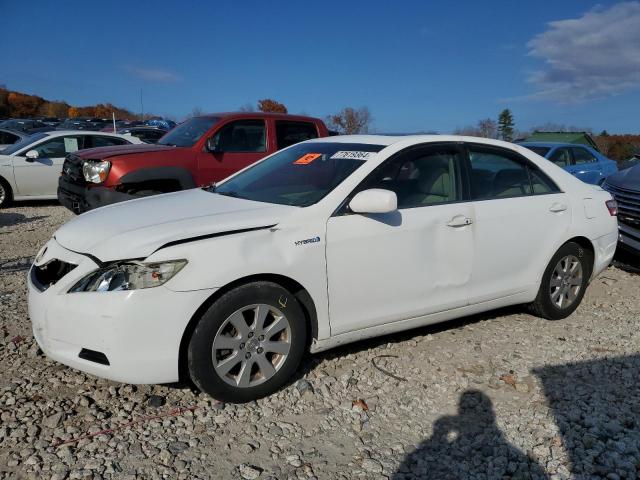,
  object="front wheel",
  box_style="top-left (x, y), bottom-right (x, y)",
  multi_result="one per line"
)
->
top-left (529, 241), bottom-right (592, 320)
top-left (188, 282), bottom-right (307, 403)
